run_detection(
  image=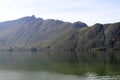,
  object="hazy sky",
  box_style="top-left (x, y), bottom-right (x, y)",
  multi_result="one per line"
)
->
top-left (0, 0), bottom-right (120, 25)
